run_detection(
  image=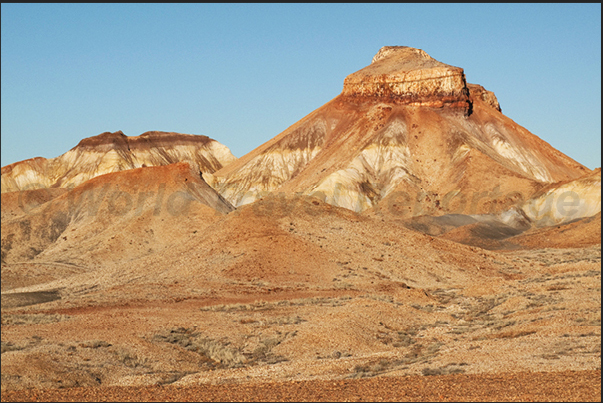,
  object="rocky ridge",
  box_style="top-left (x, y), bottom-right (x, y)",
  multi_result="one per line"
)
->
top-left (1, 161), bottom-right (234, 267)
top-left (1, 131), bottom-right (237, 193)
